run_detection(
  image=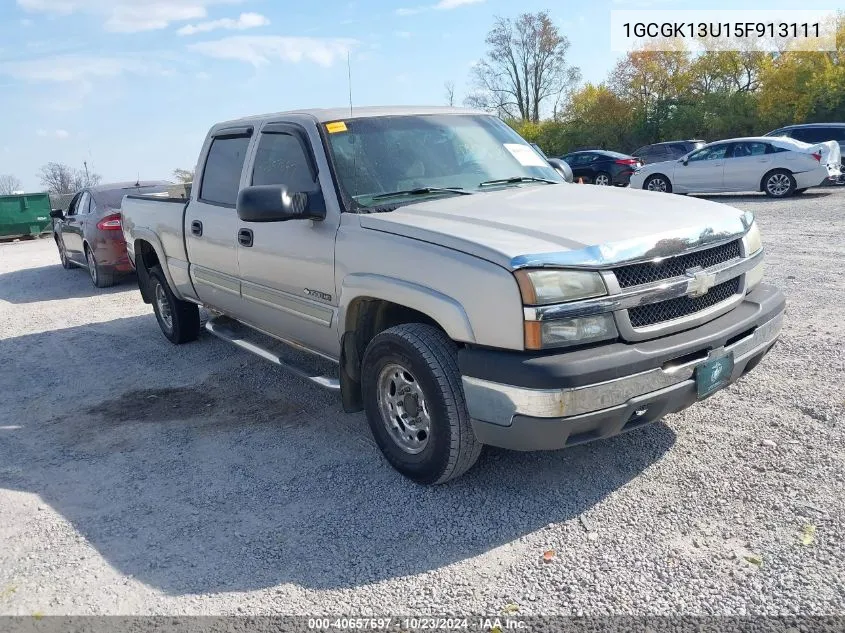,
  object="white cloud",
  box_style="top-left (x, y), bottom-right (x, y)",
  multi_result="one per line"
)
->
top-left (0, 54), bottom-right (164, 82)
top-left (396, 0), bottom-right (483, 14)
top-left (20, 18), bottom-right (33, 25)
top-left (36, 128), bottom-right (70, 139)
top-left (434, 0), bottom-right (484, 8)
top-left (177, 12), bottom-right (268, 36)
top-left (16, 0), bottom-right (244, 33)
top-left (394, 31), bottom-right (412, 38)
top-left (188, 36), bottom-right (357, 67)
